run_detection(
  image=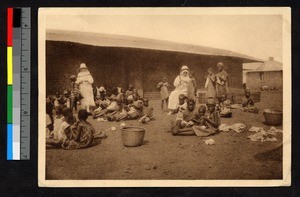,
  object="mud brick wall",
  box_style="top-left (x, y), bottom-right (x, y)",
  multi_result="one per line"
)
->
top-left (46, 41), bottom-right (244, 95)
